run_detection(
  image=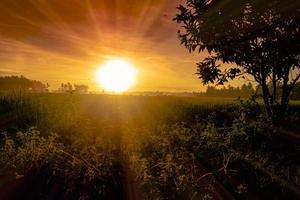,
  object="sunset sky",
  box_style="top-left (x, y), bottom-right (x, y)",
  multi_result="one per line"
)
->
top-left (0, 0), bottom-right (215, 92)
